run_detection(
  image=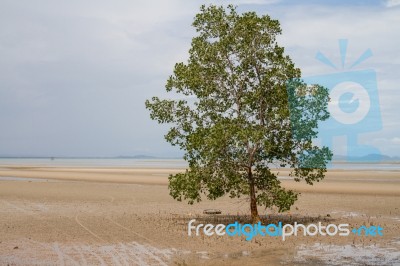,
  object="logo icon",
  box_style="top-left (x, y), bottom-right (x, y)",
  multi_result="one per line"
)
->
top-left (296, 39), bottom-right (382, 163)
